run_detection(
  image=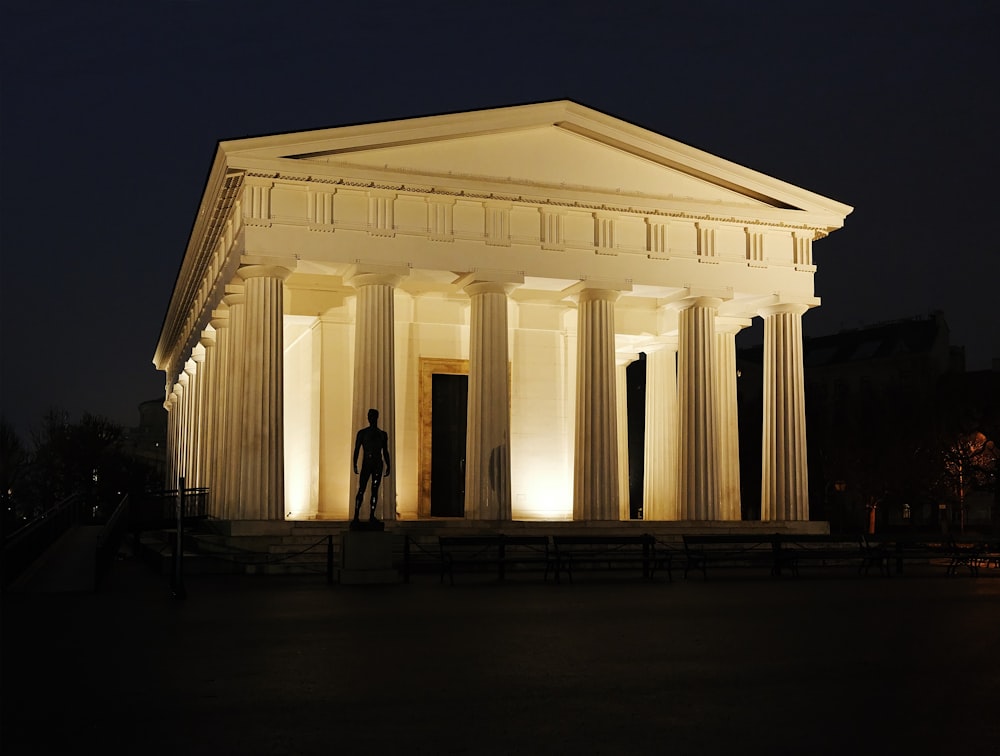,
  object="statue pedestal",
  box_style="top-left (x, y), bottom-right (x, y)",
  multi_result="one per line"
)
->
top-left (339, 530), bottom-right (397, 584)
